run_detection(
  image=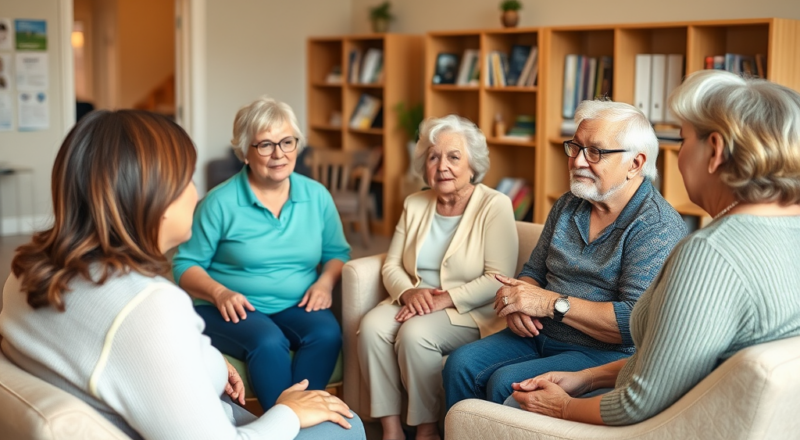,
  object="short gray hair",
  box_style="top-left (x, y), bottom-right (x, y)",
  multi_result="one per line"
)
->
top-left (668, 70), bottom-right (800, 205)
top-left (574, 100), bottom-right (659, 181)
top-left (231, 96), bottom-right (305, 162)
top-left (413, 115), bottom-right (489, 185)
